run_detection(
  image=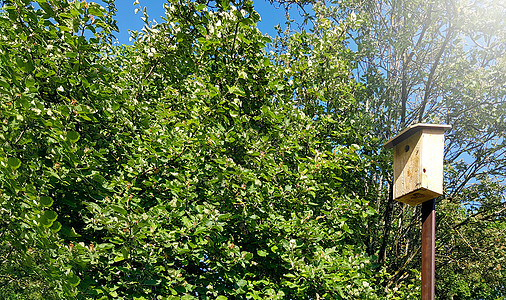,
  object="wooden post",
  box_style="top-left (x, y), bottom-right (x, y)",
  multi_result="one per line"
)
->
top-left (421, 199), bottom-right (435, 300)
